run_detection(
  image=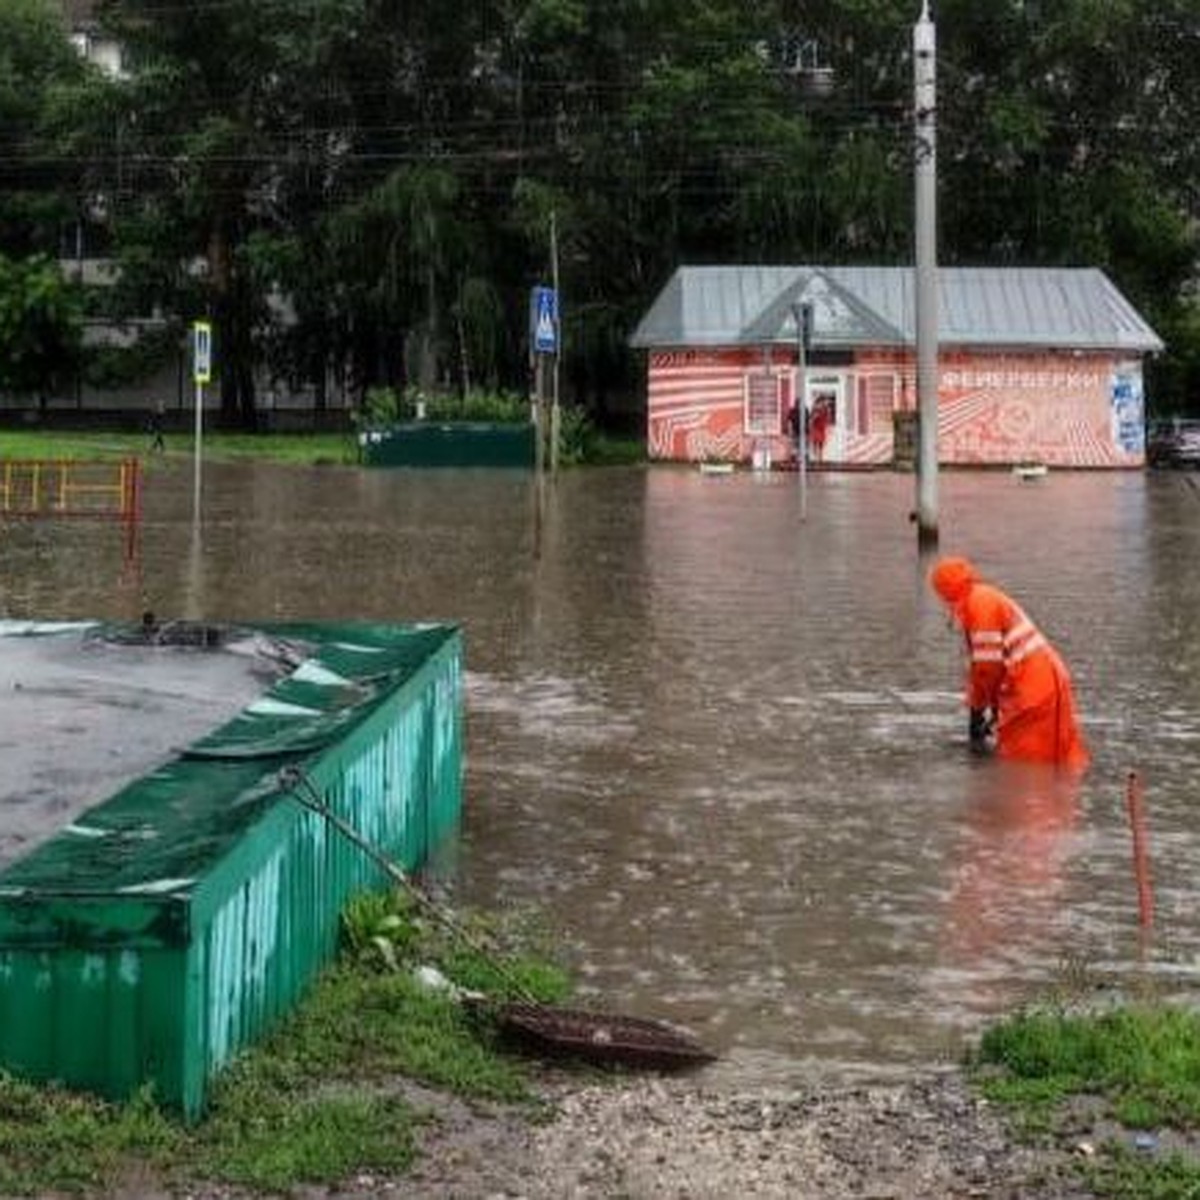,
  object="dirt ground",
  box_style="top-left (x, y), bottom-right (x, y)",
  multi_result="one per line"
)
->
top-left (312, 1068), bottom-right (1094, 1200)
